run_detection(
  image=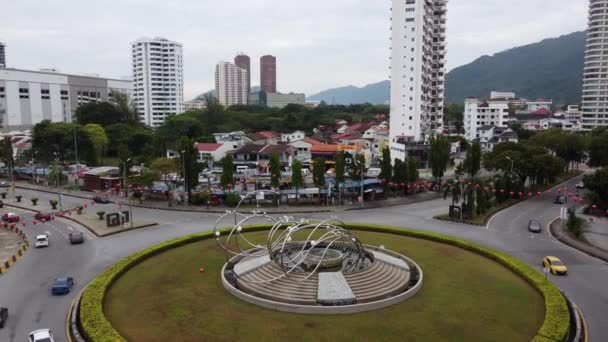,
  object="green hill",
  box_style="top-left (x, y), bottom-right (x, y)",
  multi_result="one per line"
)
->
top-left (306, 31), bottom-right (585, 106)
